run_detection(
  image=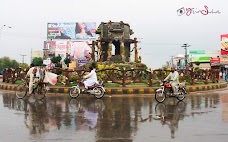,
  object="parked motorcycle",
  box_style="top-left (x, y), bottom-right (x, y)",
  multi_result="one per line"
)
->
top-left (155, 80), bottom-right (187, 103)
top-left (69, 79), bottom-right (105, 99)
